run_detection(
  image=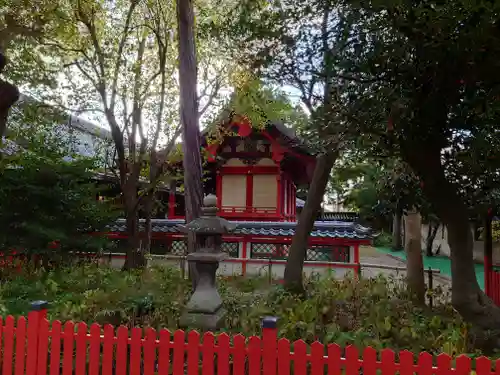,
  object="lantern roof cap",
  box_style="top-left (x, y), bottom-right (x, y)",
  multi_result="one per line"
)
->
top-left (176, 194), bottom-right (237, 235)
